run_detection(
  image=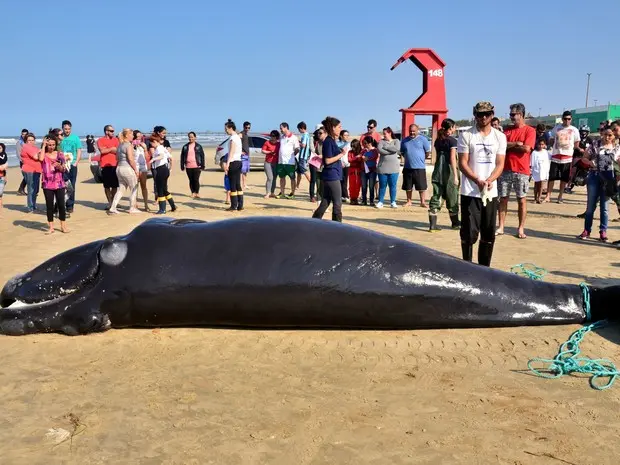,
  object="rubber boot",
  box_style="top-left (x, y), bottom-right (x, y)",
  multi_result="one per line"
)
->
top-left (450, 214), bottom-right (461, 229)
top-left (167, 197), bottom-right (177, 212)
top-left (478, 241), bottom-right (494, 267)
top-left (429, 214), bottom-right (440, 232)
top-left (156, 201), bottom-right (166, 215)
top-left (461, 241), bottom-right (473, 262)
top-left (227, 195), bottom-right (238, 211)
top-left (237, 194), bottom-right (244, 211)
